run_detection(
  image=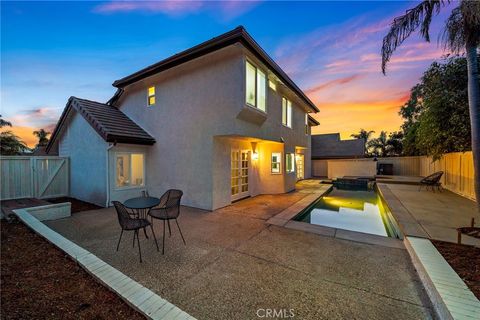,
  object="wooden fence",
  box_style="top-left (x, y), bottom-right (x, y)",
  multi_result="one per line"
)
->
top-left (1, 156), bottom-right (69, 200)
top-left (312, 151), bottom-right (475, 201)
